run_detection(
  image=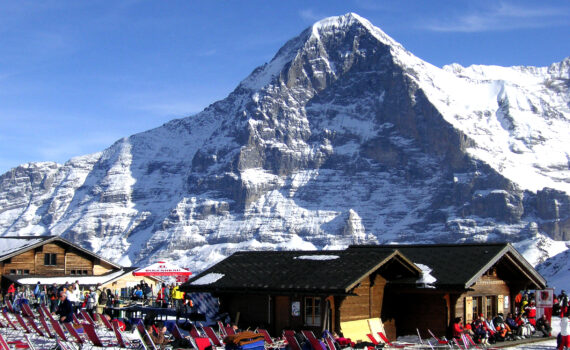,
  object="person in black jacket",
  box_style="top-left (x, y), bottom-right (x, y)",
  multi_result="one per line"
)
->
top-left (56, 291), bottom-right (73, 323)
